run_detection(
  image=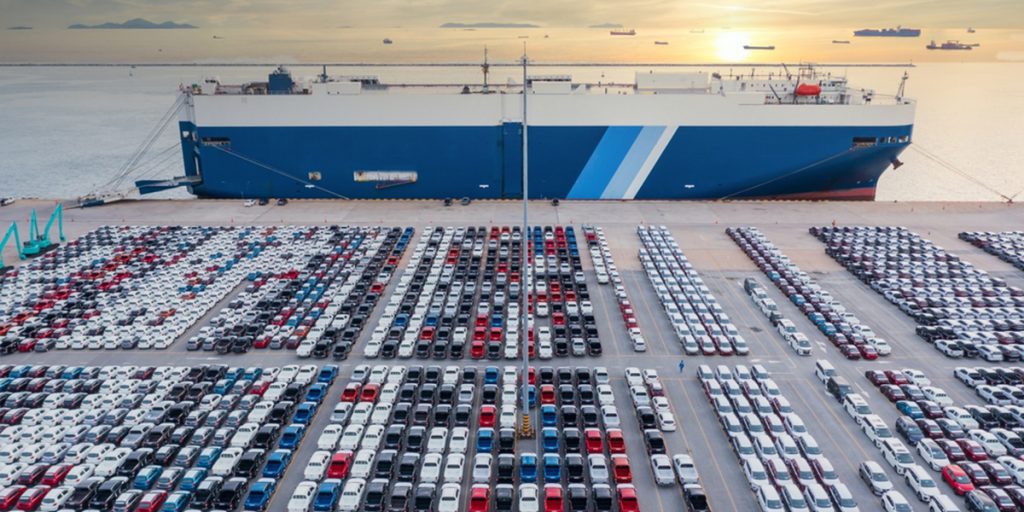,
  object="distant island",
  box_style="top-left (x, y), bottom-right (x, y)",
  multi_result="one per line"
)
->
top-left (589, 23), bottom-right (623, 28)
top-left (8, 26), bottom-right (33, 30)
top-left (68, 18), bottom-right (197, 29)
top-left (440, 22), bottom-right (539, 29)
